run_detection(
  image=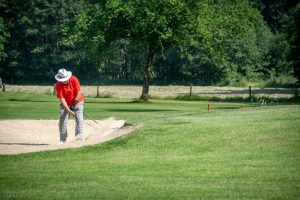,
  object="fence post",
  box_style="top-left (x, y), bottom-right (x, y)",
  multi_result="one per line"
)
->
top-left (249, 86), bottom-right (252, 100)
top-left (2, 84), bottom-right (5, 92)
top-left (294, 88), bottom-right (299, 99)
top-left (189, 83), bottom-right (192, 97)
top-left (53, 84), bottom-right (56, 95)
top-left (97, 84), bottom-right (100, 97)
